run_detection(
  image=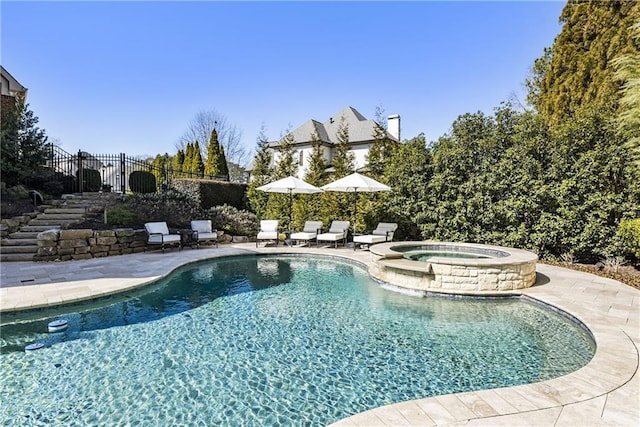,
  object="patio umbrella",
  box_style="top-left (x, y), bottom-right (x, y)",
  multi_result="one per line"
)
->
top-left (321, 172), bottom-right (391, 234)
top-left (257, 176), bottom-right (323, 231)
